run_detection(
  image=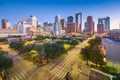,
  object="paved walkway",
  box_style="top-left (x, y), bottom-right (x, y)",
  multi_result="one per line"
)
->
top-left (0, 43), bottom-right (38, 80)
